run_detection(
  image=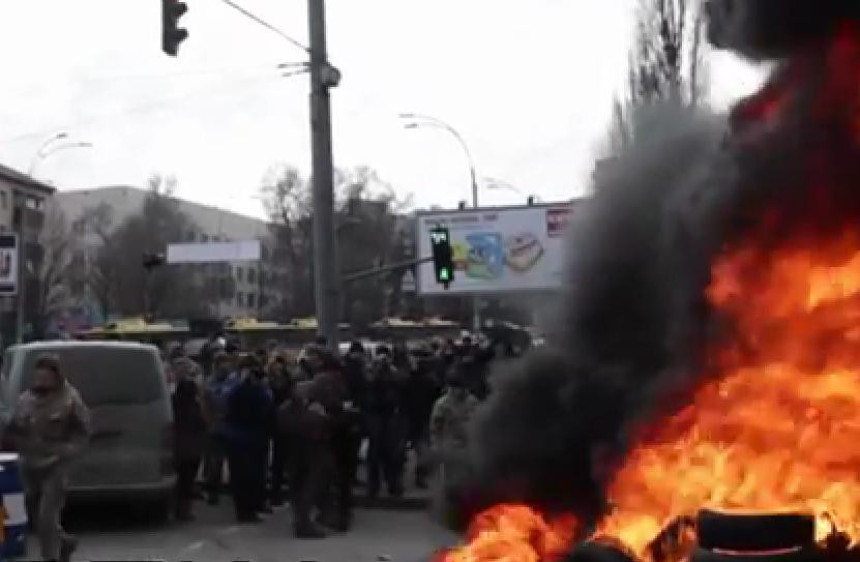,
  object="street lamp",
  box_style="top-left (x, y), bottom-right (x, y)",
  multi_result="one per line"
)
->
top-left (399, 113), bottom-right (479, 210)
top-left (400, 113), bottom-right (484, 332)
top-left (483, 177), bottom-right (523, 195)
top-left (29, 141), bottom-right (93, 177)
